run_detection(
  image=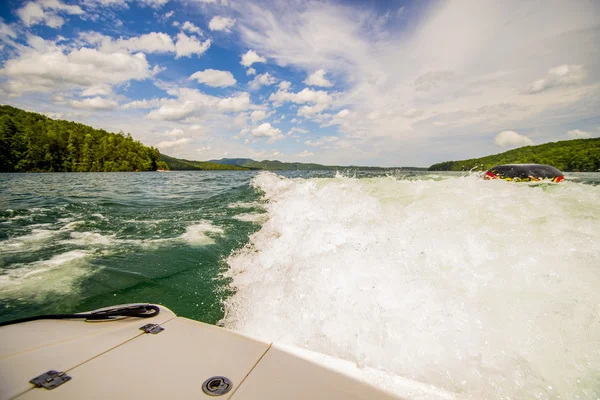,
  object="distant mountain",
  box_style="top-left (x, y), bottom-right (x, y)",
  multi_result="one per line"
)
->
top-left (428, 138), bottom-right (600, 172)
top-left (160, 155), bottom-right (248, 170)
top-left (208, 158), bottom-right (255, 167)
top-left (207, 158), bottom-right (427, 171)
